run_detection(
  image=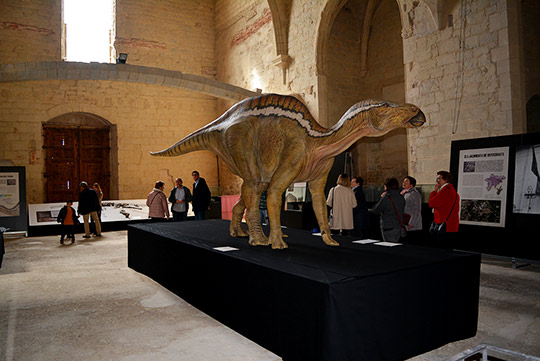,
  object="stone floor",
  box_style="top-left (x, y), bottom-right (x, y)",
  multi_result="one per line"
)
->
top-left (0, 230), bottom-right (539, 361)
